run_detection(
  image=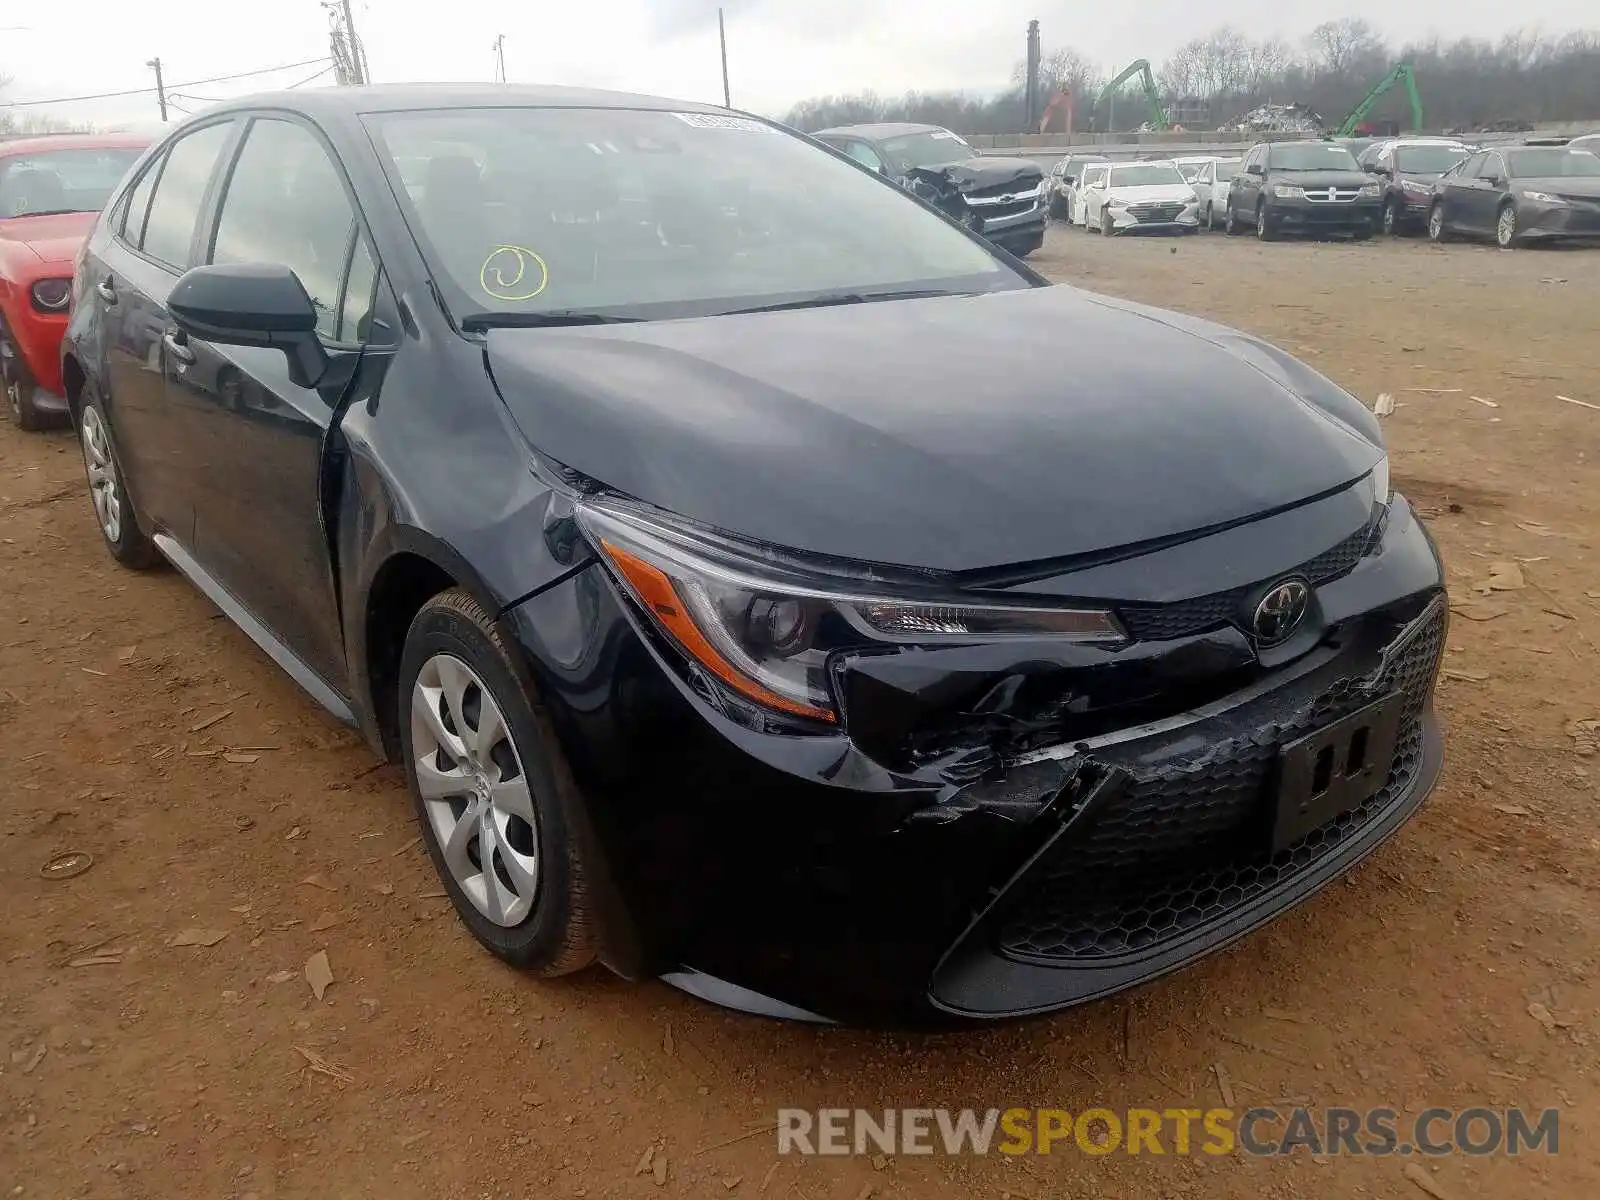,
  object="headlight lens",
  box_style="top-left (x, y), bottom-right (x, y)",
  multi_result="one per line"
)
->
top-left (31, 278), bottom-right (71, 311)
top-left (1521, 190), bottom-right (1565, 204)
top-left (1371, 455), bottom-right (1392, 504)
top-left (1272, 184), bottom-right (1305, 199)
top-left (1400, 179), bottom-right (1429, 195)
top-left (578, 500), bottom-right (1124, 724)
top-left (1357, 183), bottom-right (1382, 198)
